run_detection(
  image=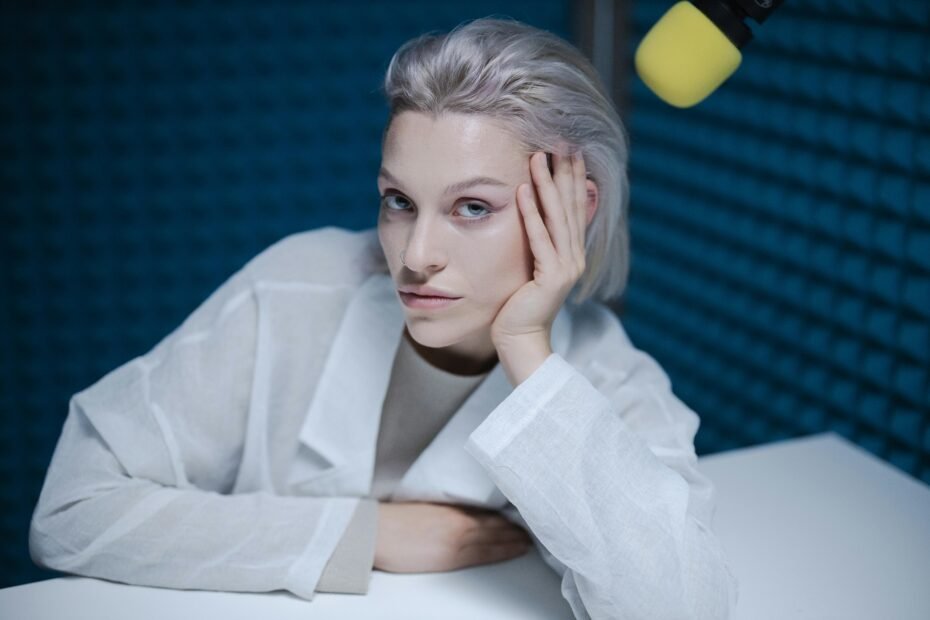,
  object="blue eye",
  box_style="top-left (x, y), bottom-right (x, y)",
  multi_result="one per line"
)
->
top-left (456, 203), bottom-right (491, 219)
top-left (380, 194), bottom-right (411, 211)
